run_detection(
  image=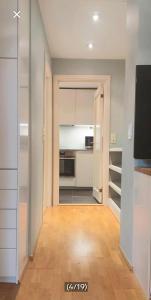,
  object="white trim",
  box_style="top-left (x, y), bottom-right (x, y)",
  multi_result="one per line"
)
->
top-left (0, 276), bottom-right (17, 283)
top-left (53, 75), bottom-right (111, 206)
top-left (43, 53), bottom-right (53, 210)
top-left (108, 198), bottom-right (120, 222)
